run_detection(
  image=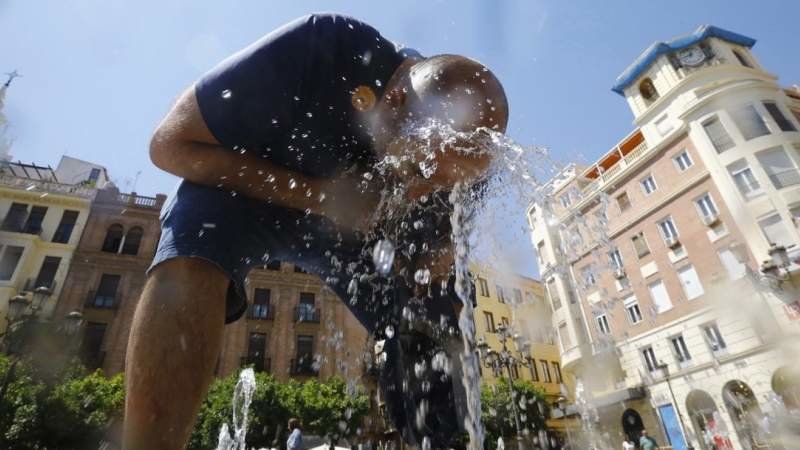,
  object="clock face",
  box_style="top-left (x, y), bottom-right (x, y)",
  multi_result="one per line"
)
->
top-left (677, 46), bottom-right (706, 67)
